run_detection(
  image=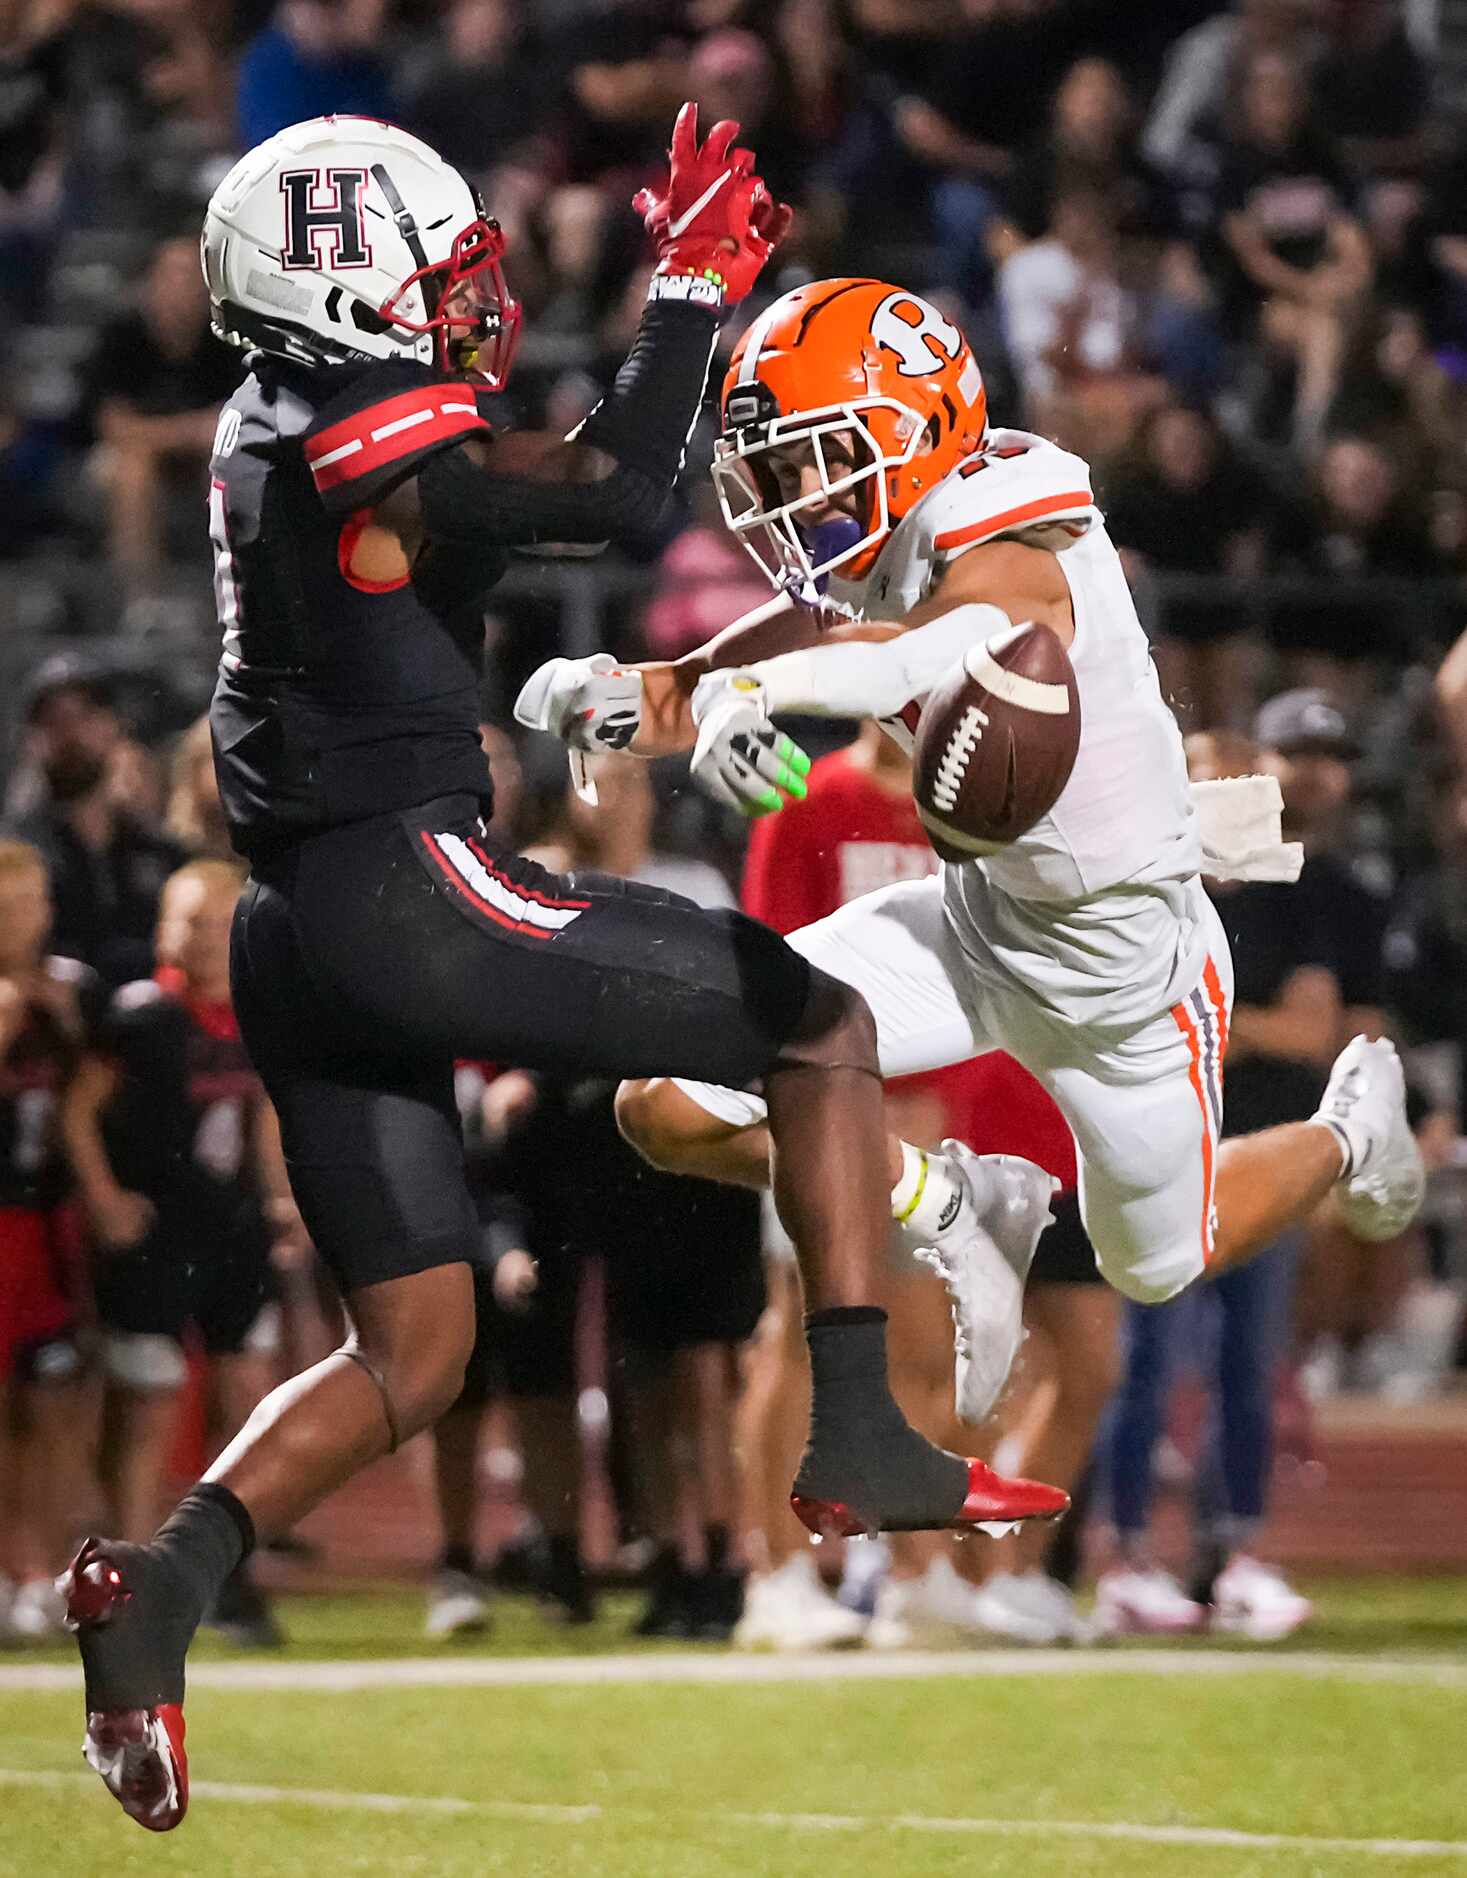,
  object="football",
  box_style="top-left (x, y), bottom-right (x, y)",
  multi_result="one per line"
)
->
top-left (912, 622), bottom-right (1081, 863)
